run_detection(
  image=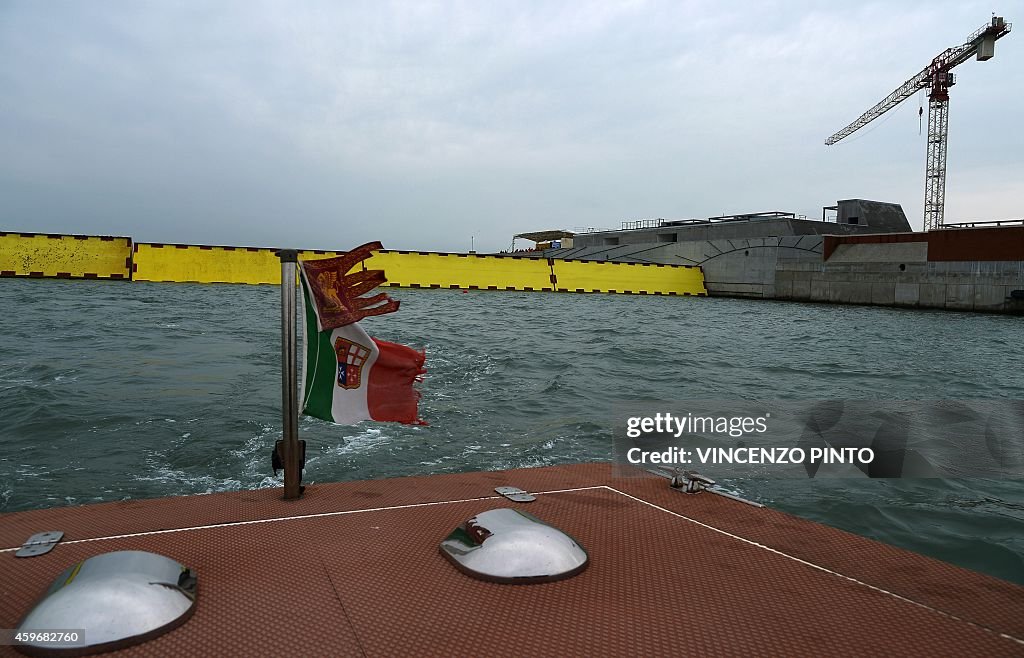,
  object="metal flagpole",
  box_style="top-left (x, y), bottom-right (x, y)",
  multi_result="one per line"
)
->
top-left (277, 249), bottom-right (303, 500)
